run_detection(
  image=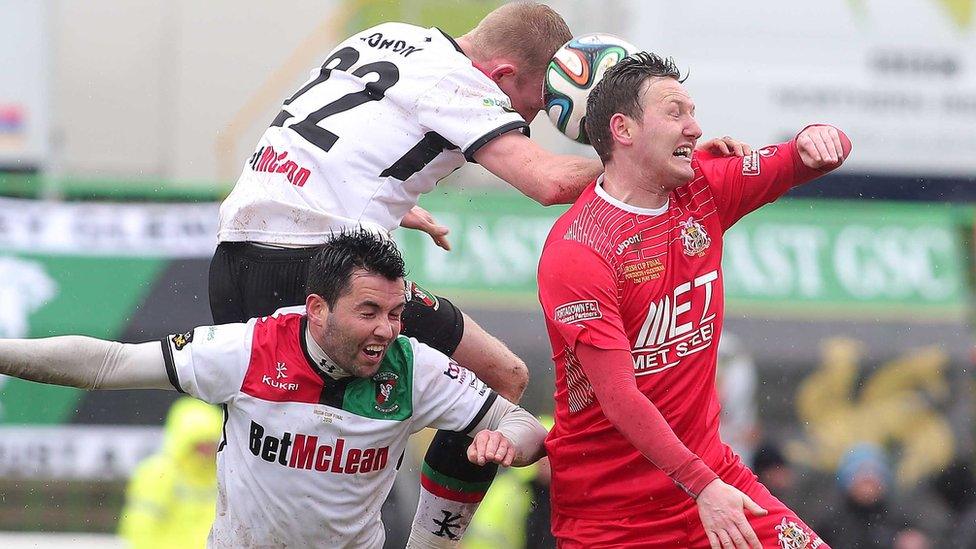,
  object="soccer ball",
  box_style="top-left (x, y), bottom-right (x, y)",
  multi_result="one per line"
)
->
top-left (544, 34), bottom-right (639, 144)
